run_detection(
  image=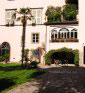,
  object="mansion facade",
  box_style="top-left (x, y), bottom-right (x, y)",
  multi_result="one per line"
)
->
top-left (0, 0), bottom-right (84, 66)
